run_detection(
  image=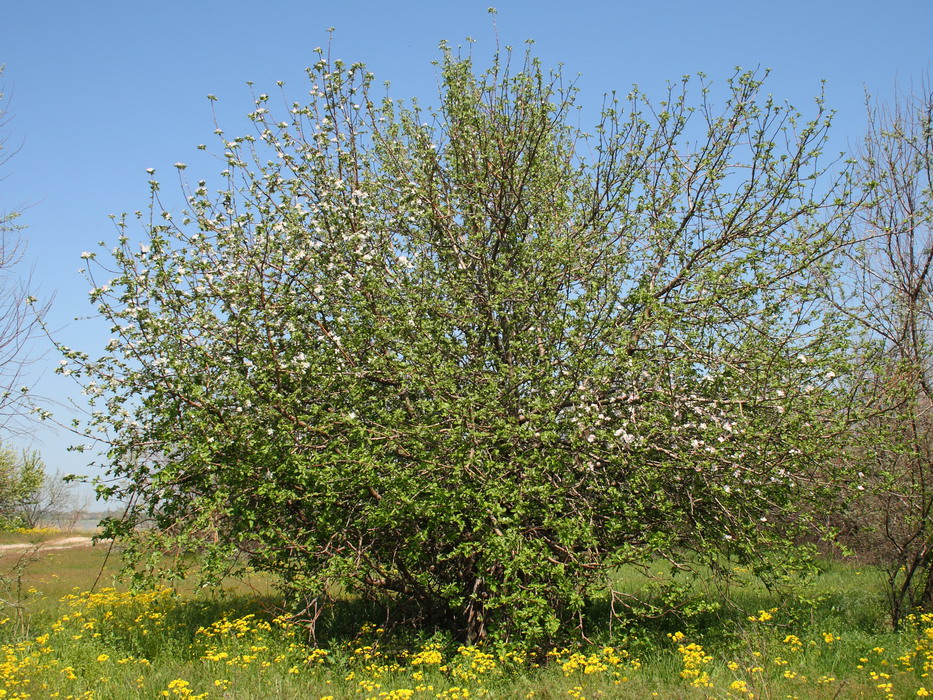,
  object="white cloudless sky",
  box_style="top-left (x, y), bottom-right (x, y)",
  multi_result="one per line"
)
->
top-left (1, 0), bottom-right (931, 503)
